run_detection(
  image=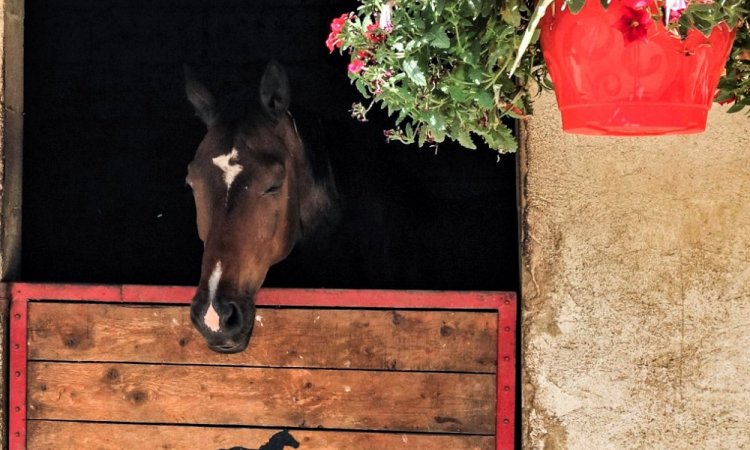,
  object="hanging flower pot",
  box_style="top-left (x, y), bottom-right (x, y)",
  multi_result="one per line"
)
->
top-left (539, 0), bottom-right (737, 135)
top-left (327, 1), bottom-right (748, 150)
